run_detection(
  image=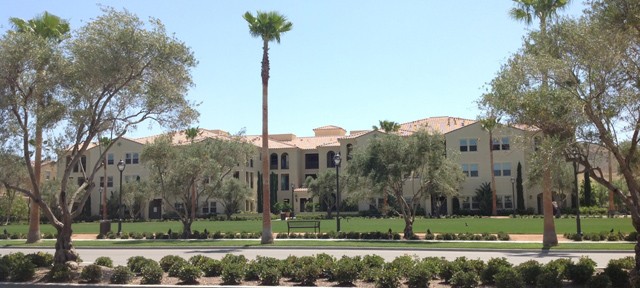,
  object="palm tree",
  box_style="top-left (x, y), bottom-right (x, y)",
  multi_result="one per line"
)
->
top-left (509, 0), bottom-right (571, 247)
top-left (10, 11), bottom-right (70, 244)
top-left (243, 11), bottom-right (292, 244)
top-left (373, 120), bottom-right (401, 132)
top-left (480, 117), bottom-right (499, 216)
top-left (184, 127), bottom-right (200, 227)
